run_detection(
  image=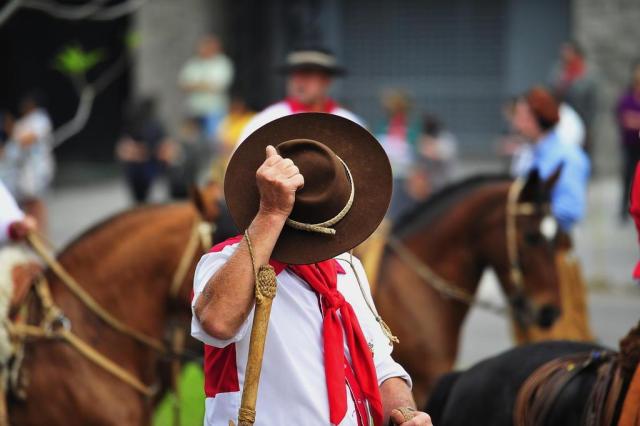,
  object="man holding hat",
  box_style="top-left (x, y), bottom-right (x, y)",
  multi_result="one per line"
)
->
top-left (192, 113), bottom-right (431, 425)
top-left (511, 86), bottom-right (592, 341)
top-left (237, 47), bottom-right (361, 144)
